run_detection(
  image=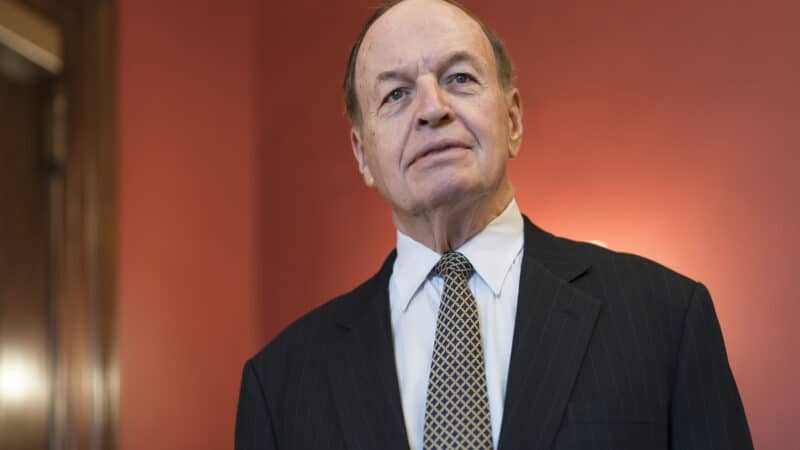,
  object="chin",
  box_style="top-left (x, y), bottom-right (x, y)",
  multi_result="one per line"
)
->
top-left (412, 176), bottom-right (486, 212)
